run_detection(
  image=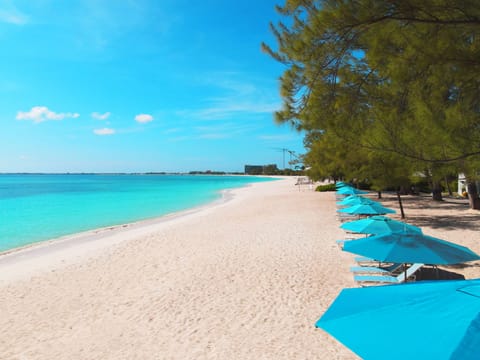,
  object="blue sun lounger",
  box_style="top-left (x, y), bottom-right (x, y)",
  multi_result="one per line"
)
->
top-left (350, 263), bottom-right (403, 275)
top-left (354, 263), bottom-right (424, 286)
top-left (354, 256), bottom-right (380, 265)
